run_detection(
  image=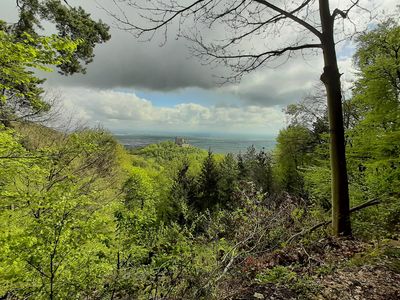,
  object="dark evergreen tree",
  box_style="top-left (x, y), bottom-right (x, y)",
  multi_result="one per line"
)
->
top-left (237, 145), bottom-right (257, 182)
top-left (254, 149), bottom-right (274, 195)
top-left (218, 153), bottom-right (239, 208)
top-left (236, 146), bottom-right (274, 196)
top-left (195, 150), bottom-right (220, 211)
top-left (168, 161), bottom-right (196, 224)
top-left (237, 152), bottom-right (247, 180)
